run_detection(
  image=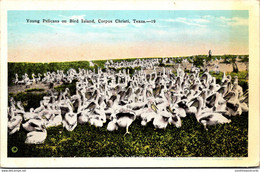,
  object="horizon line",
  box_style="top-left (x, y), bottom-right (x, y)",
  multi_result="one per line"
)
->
top-left (8, 54), bottom-right (249, 63)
